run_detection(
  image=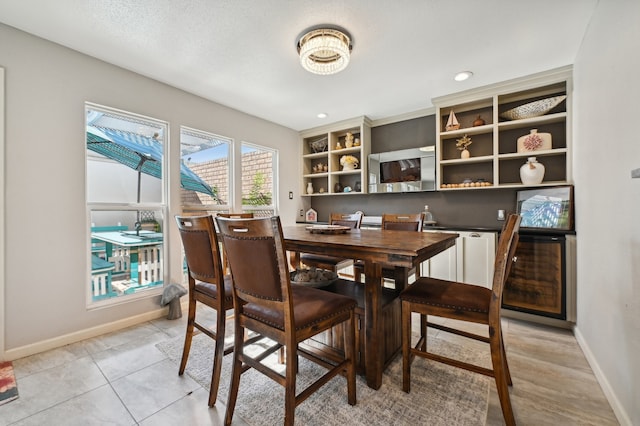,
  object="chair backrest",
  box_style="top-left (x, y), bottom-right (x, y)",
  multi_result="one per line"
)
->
top-left (216, 216), bottom-right (293, 321)
top-left (330, 212), bottom-right (363, 229)
top-left (381, 213), bottom-right (424, 232)
top-left (489, 214), bottom-right (521, 321)
top-left (216, 212), bottom-right (254, 219)
top-left (175, 215), bottom-right (225, 287)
